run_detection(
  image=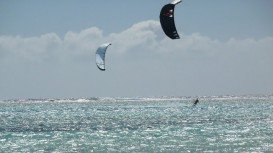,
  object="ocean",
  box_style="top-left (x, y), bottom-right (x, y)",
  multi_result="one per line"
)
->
top-left (0, 95), bottom-right (272, 152)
